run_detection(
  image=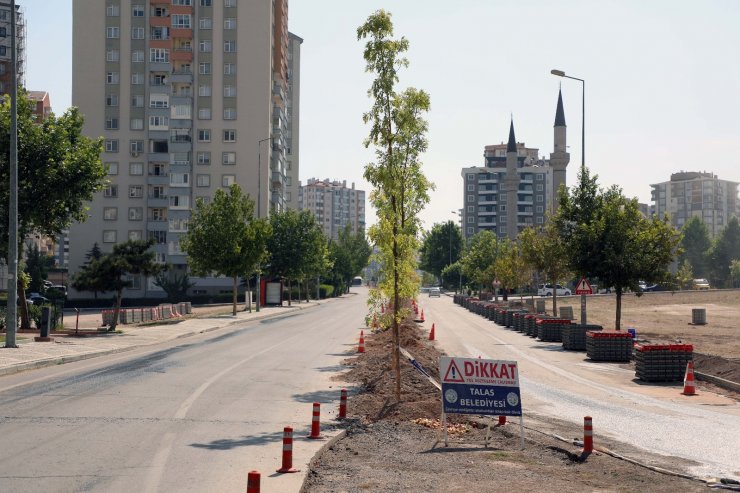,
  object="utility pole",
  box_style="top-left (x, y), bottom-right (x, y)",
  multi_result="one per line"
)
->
top-left (5, 0), bottom-right (19, 348)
